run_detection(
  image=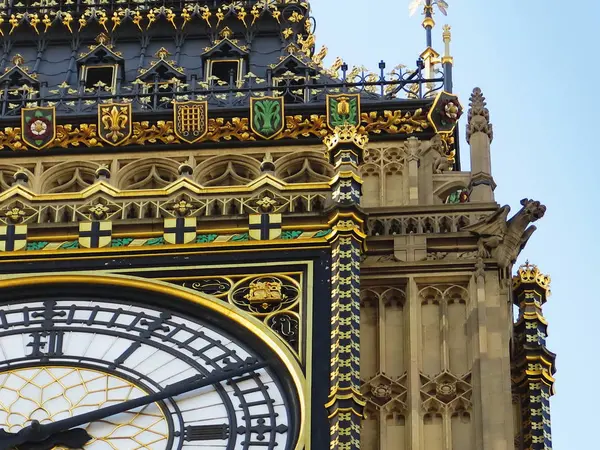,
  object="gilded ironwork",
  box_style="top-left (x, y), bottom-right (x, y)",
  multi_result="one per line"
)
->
top-left (97, 103), bottom-right (132, 146)
top-left (21, 106), bottom-right (56, 150)
top-left (174, 101), bottom-right (208, 144)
